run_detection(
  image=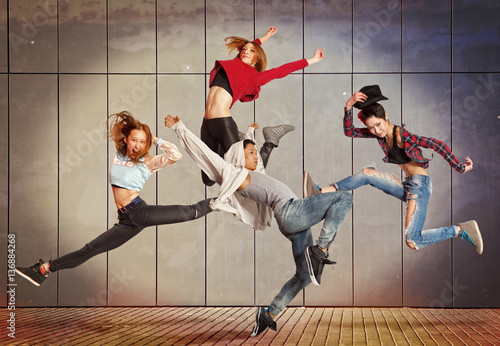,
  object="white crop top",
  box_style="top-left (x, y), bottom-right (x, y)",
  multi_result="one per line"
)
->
top-left (109, 138), bottom-right (182, 192)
